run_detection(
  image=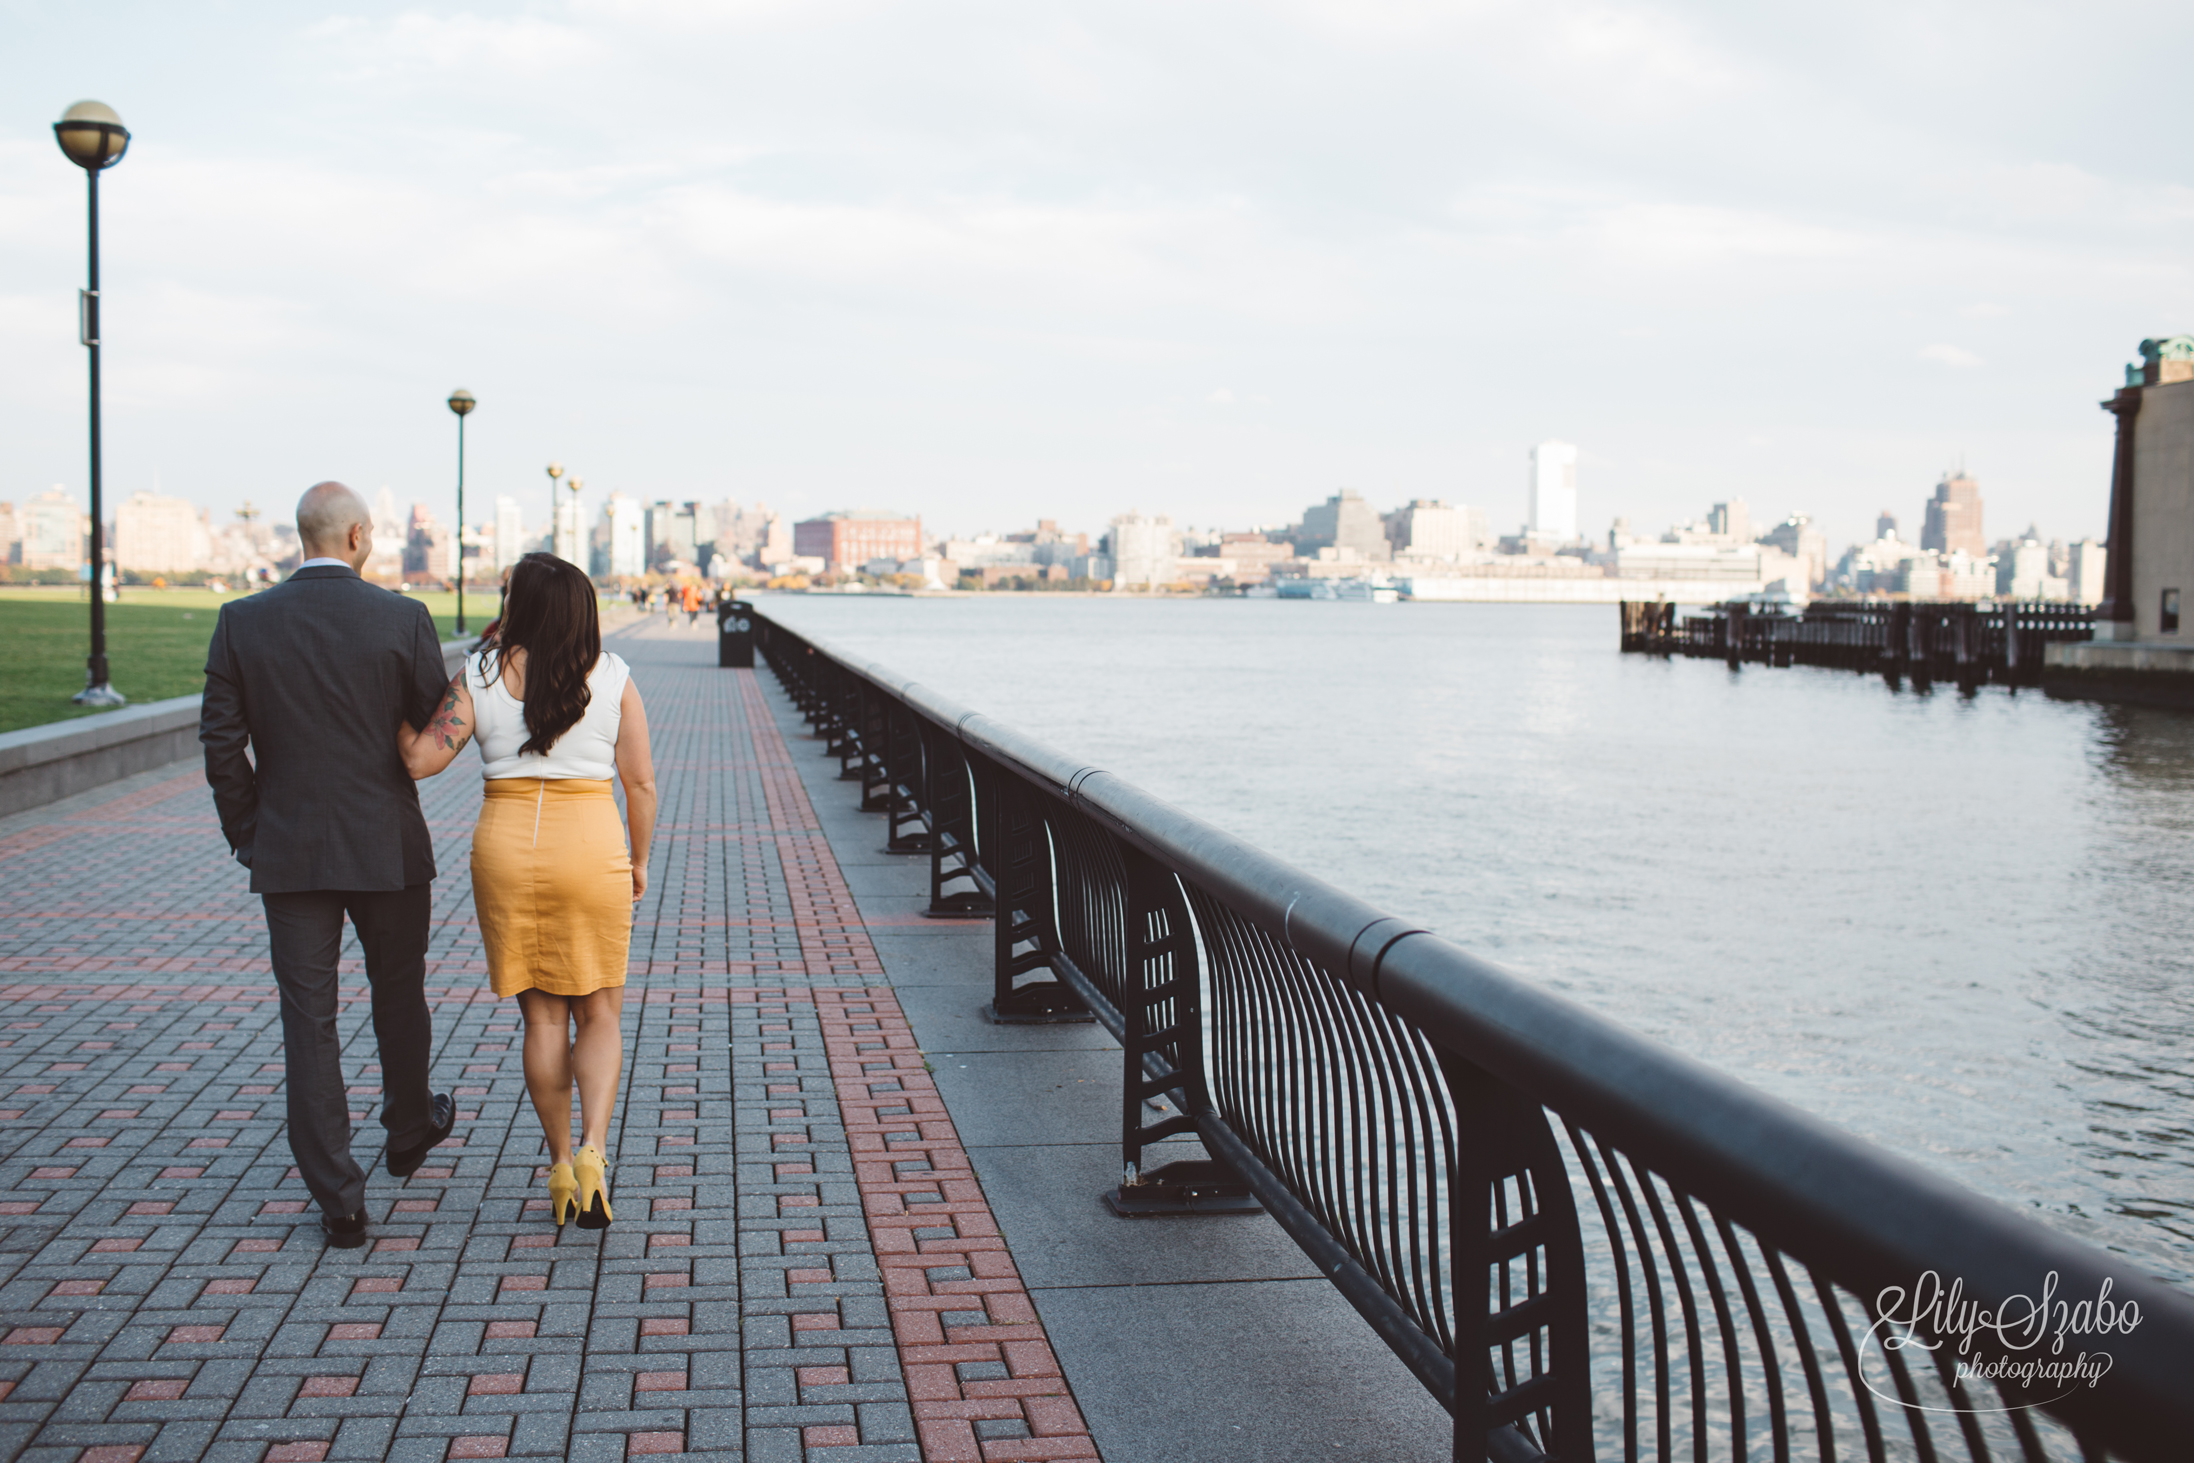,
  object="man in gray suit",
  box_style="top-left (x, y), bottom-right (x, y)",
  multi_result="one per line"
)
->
top-left (201, 482), bottom-right (457, 1248)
